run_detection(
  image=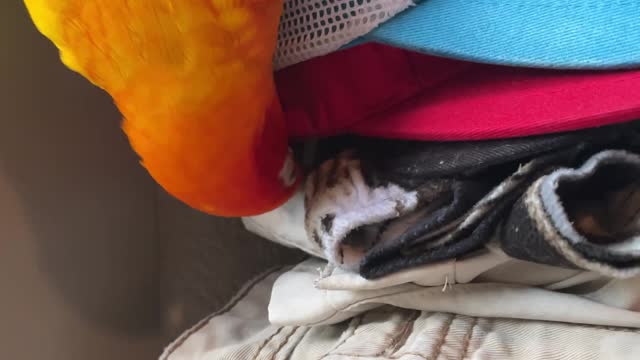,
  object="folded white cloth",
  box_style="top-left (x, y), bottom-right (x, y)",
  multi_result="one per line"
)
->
top-left (269, 254), bottom-right (640, 328)
top-left (242, 190), bottom-right (324, 259)
top-left (162, 266), bottom-right (640, 360)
